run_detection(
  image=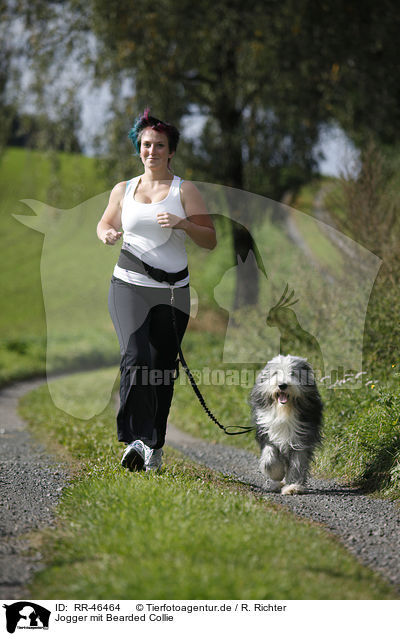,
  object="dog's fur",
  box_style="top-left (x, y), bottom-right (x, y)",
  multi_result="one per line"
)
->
top-left (250, 355), bottom-right (323, 494)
